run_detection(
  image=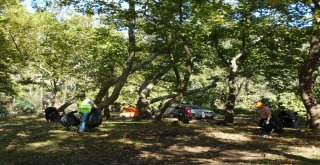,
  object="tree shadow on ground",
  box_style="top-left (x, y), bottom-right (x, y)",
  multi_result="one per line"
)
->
top-left (0, 115), bottom-right (319, 164)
